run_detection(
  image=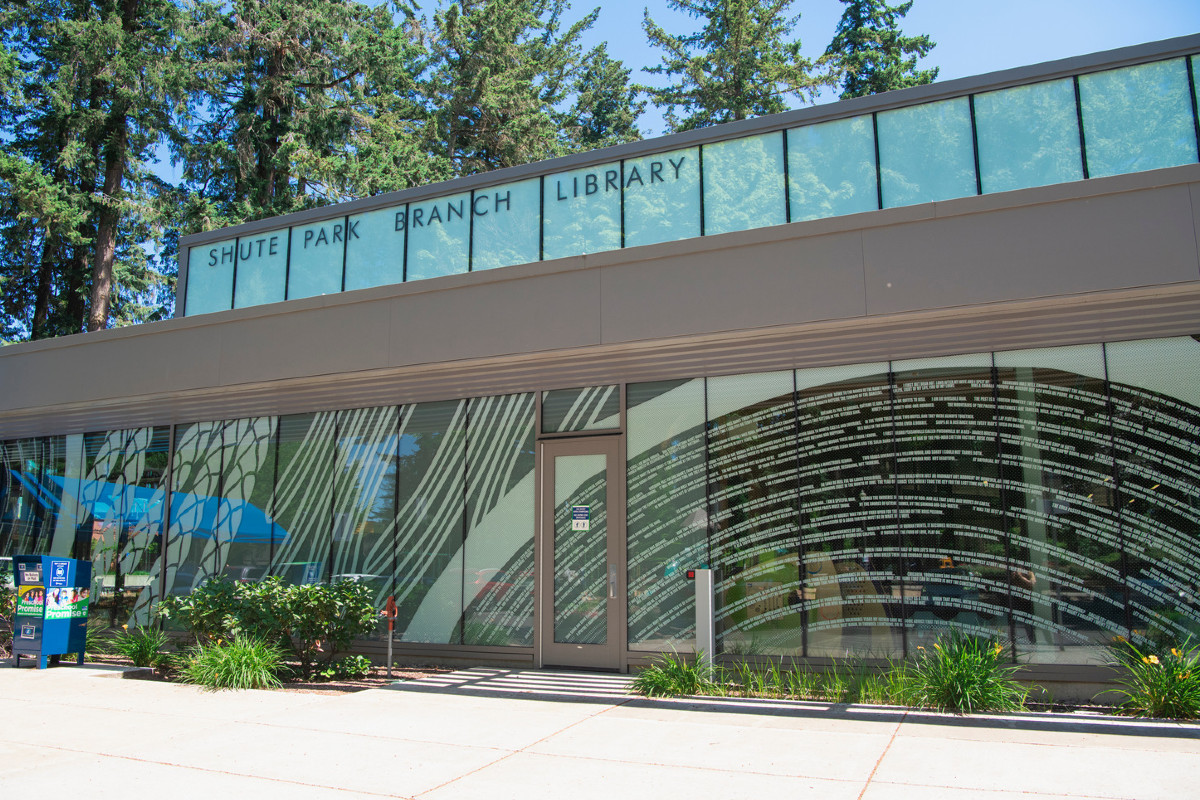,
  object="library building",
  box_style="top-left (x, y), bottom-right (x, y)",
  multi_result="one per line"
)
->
top-left (3, 35), bottom-right (1199, 683)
